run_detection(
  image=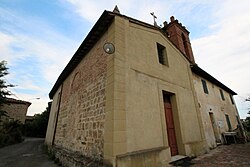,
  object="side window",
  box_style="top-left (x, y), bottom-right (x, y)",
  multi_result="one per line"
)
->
top-left (56, 92), bottom-right (61, 107)
top-left (236, 115), bottom-right (240, 125)
top-left (71, 72), bottom-right (81, 92)
top-left (201, 79), bottom-right (209, 94)
top-left (230, 95), bottom-right (235, 104)
top-left (220, 89), bottom-right (225, 101)
top-left (182, 33), bottom-right (190, 59)
top-left (157, 43), bottom-right (168, 66)
top-left (225, 114), bottom-right (232, 131)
